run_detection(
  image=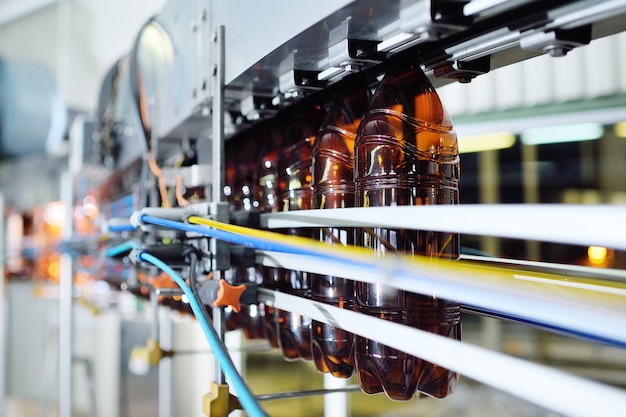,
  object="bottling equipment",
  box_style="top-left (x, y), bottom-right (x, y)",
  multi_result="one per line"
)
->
top-left (17, 1), bottom-right (626, 416)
